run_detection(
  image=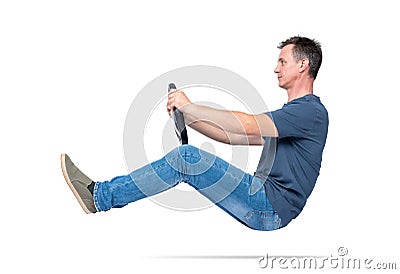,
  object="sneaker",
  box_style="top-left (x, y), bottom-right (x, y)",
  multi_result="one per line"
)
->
top-left (60, 154), bottom-right (97, 213)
